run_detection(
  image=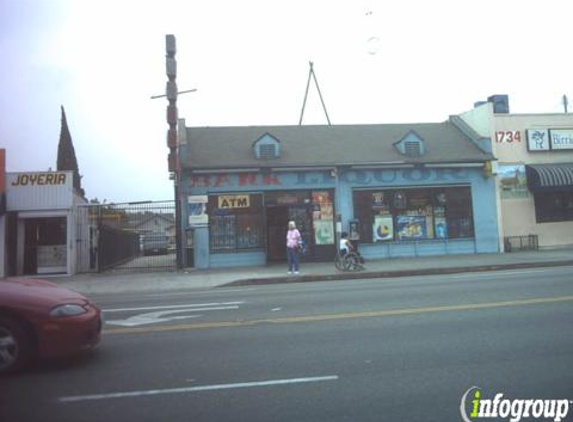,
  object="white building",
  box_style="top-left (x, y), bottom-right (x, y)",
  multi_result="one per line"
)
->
top-left (4, 170), bottom-right (88, 276)
top-left (460, 99), bottom-right (573, 250)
